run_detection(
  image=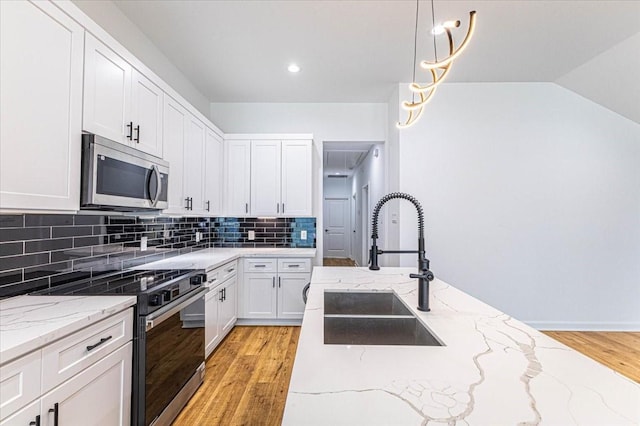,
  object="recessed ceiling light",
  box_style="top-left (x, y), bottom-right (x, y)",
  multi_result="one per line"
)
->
top-left (287, 64), bottom-right (300, 73)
